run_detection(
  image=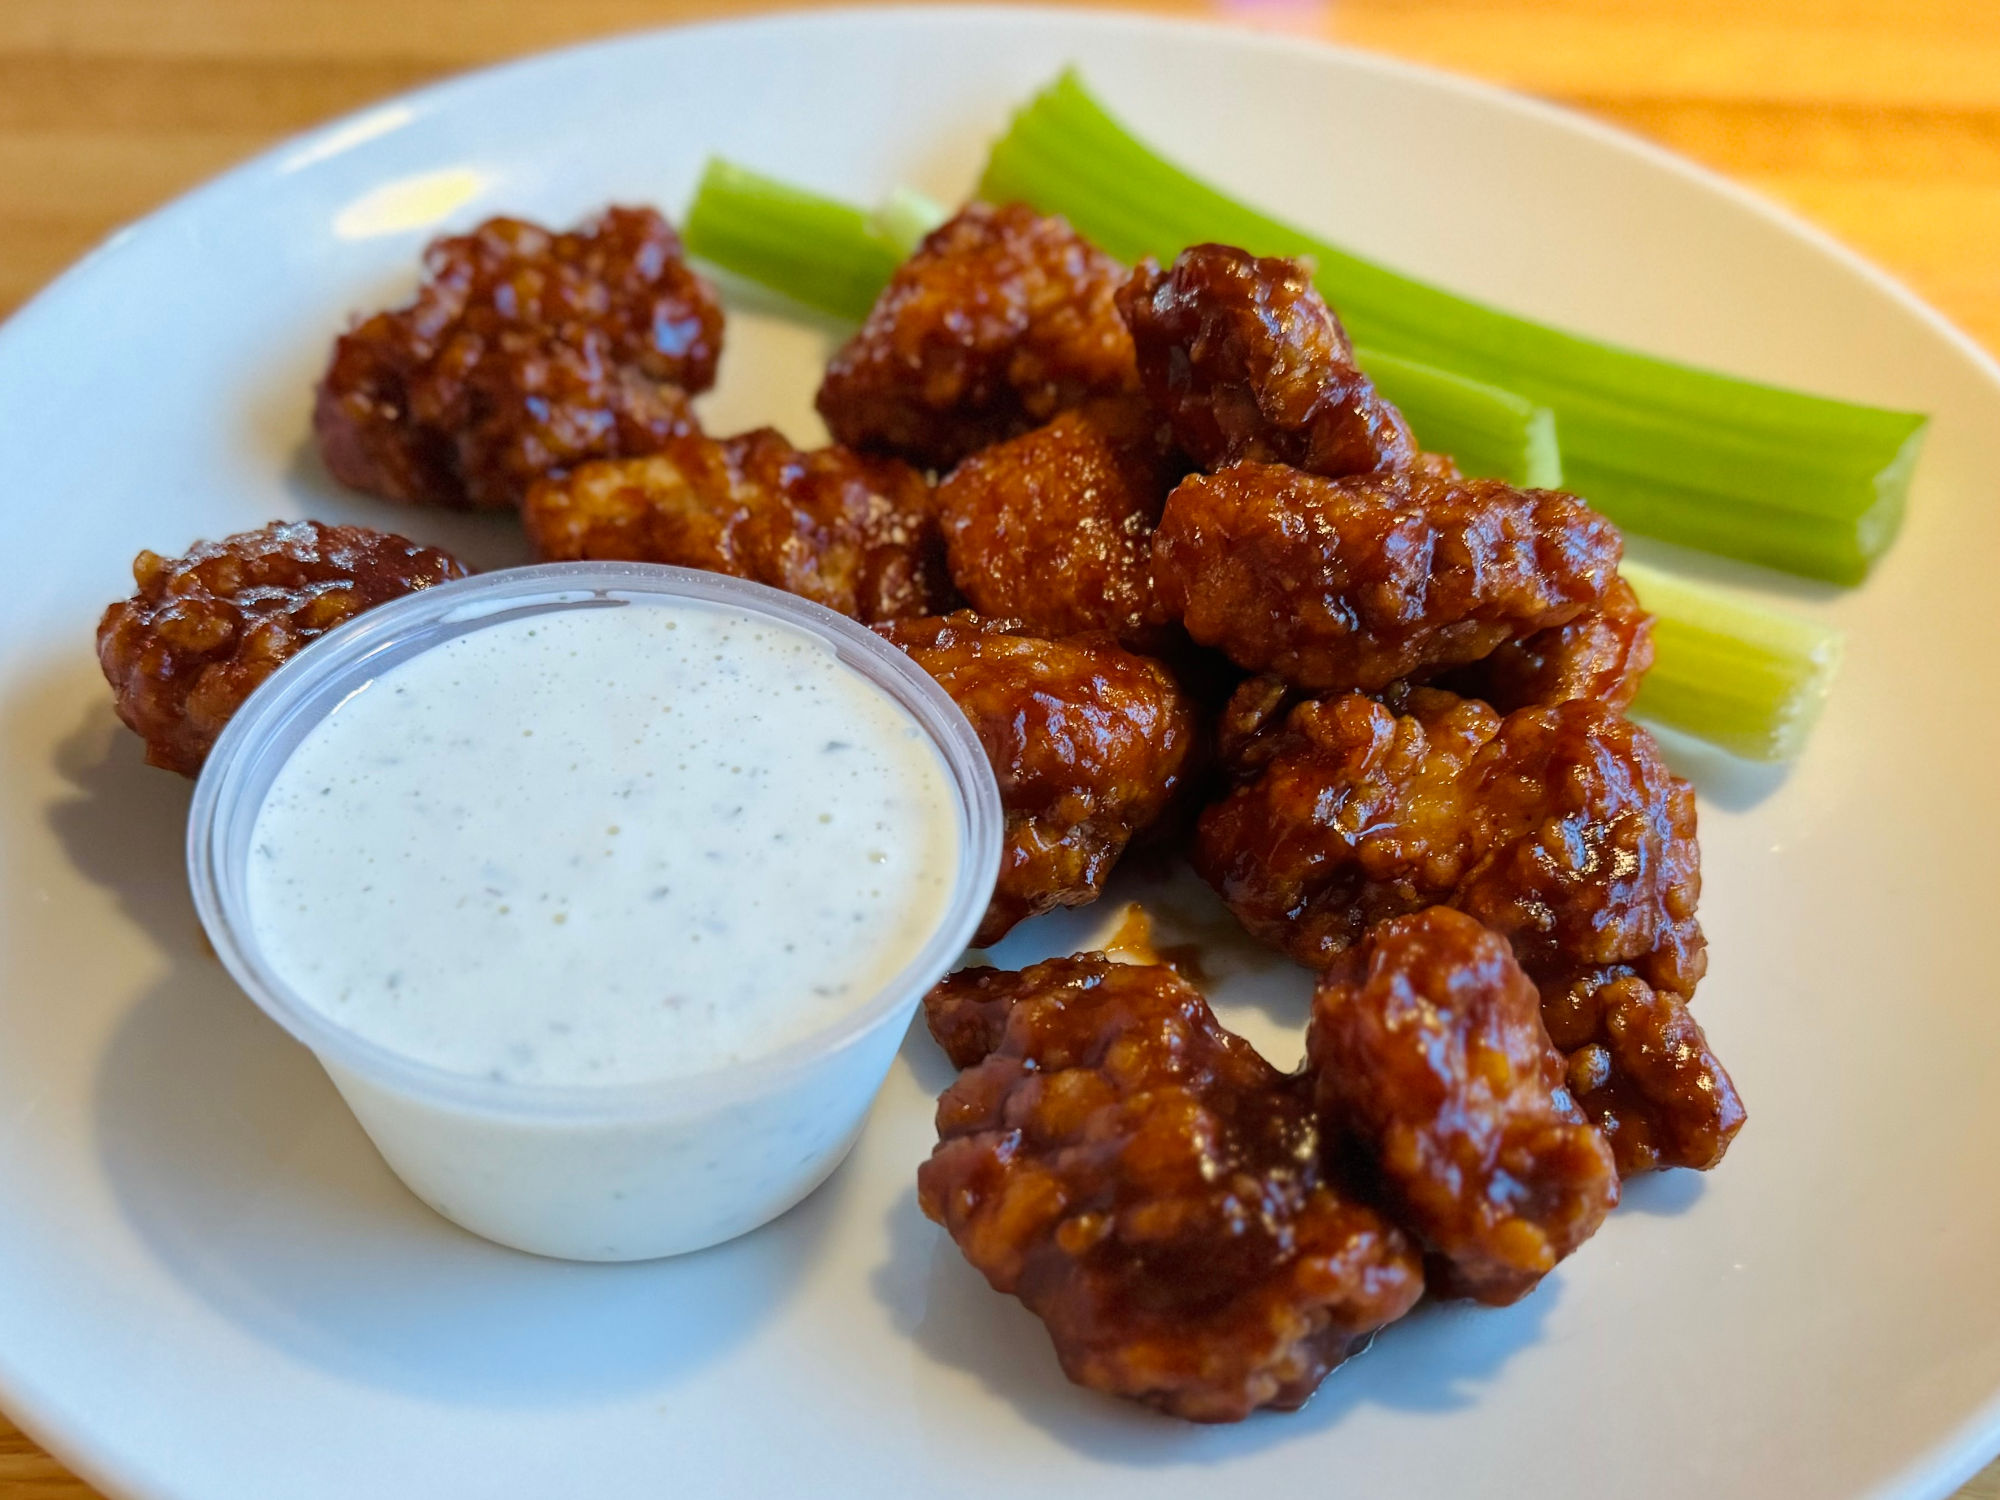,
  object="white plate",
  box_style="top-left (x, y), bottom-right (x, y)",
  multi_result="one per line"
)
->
top-left (4, 8), bottom-right (1999, 1498)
